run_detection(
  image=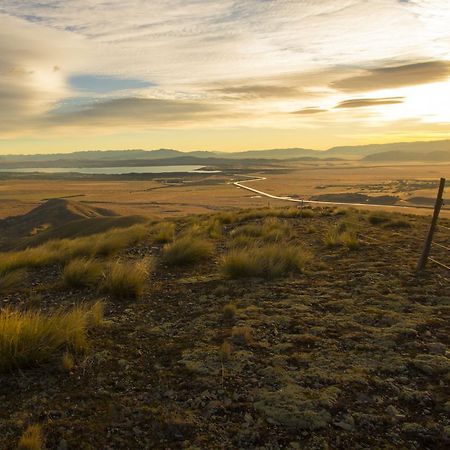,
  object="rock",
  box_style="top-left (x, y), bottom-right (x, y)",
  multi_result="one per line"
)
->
top-left (411, 354), bottom-right (450, 375)
top-left (334, 414), bottom-right (355, 432)
top-left (57, 439), bottom-right (68, 450)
